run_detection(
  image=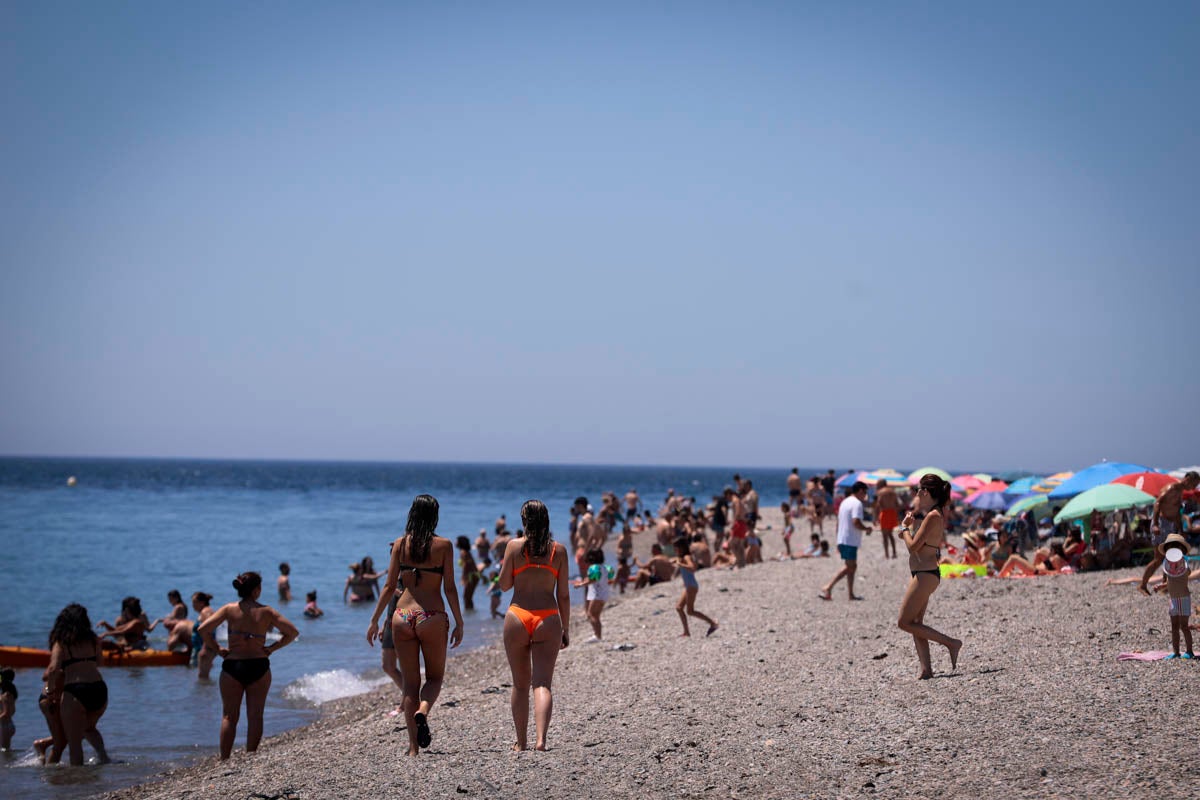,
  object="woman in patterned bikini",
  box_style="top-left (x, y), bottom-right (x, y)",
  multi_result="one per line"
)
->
top-left (499, 499), bottom-right (570, 751)
top-left (367, 494), bottom-right (464, 756)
